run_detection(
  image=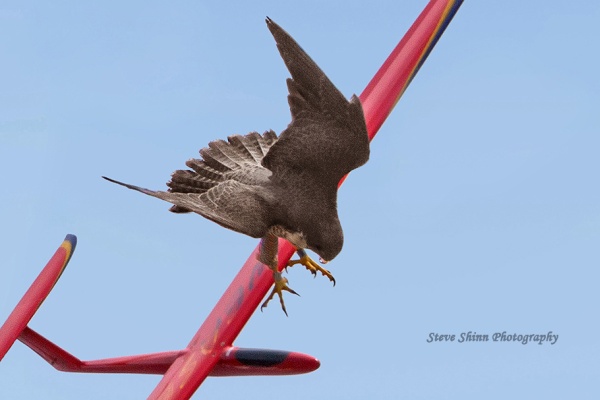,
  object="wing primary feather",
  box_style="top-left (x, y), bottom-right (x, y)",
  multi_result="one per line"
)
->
top-left (102, 176), bottom-right (157, 196)
top-left (184, 159), bottom-right (223, 181)
top-left (265, 17), bottom-right (348, 118)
